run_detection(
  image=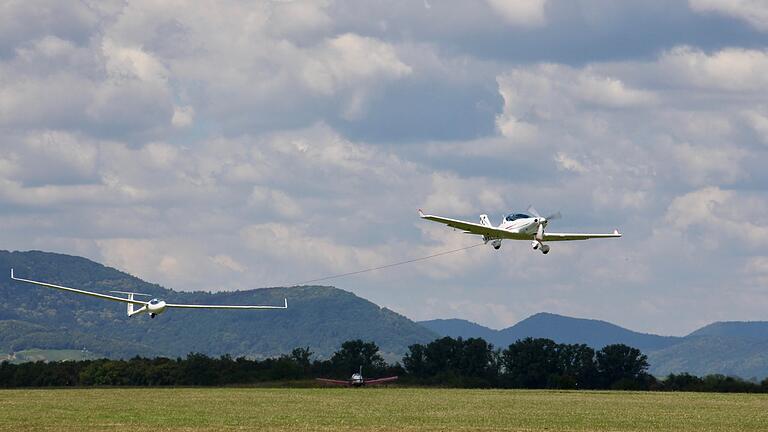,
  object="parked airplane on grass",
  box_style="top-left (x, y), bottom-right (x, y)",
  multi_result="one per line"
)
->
top-left (419, 206), bottom-right (621, 254)
top-left (316, 366), bottom-right (399, 387)
top-left (10, 269), bottom-right (287, 318)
